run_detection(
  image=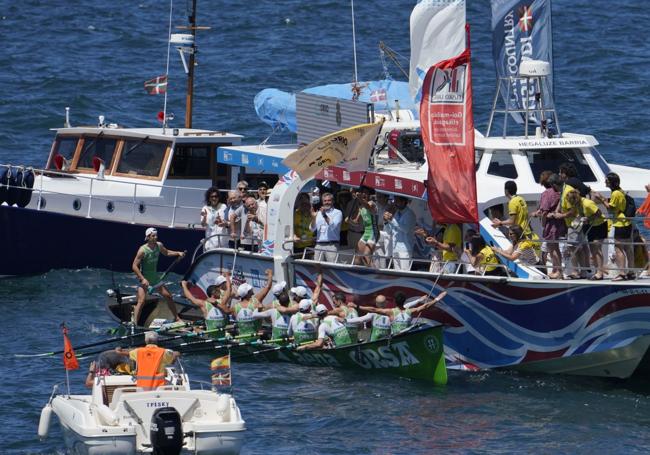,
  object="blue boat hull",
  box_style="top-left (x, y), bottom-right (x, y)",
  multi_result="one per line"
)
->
top-left (0, 205), bottom-right (203, 276)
